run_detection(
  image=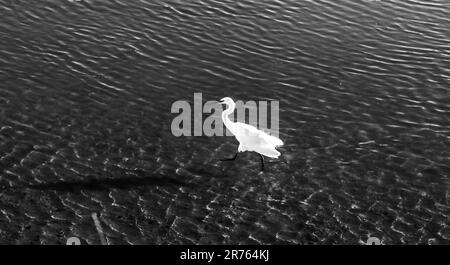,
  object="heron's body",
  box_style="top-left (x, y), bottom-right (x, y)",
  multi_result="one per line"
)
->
top-left (219, 97), bottom-right (283, 170)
